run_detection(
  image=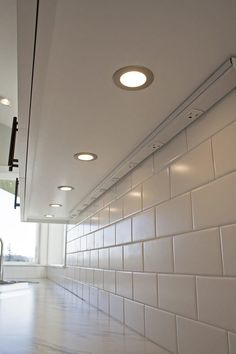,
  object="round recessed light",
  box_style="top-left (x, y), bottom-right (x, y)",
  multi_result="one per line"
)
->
top-left (49, 203), bottom-right (62, 208)
top-left (74, 152), bottom-right (98, 161)
top-left (0, 97), bottom-right (11, 106)
top-left (120, 71), bottom-right (146, 87)
top-left (45, 214), bottom-right (54, 218)
top-left (113, 66), bottom-right (154, 90)
top-left (58, 186), bottom-right (74, 191)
